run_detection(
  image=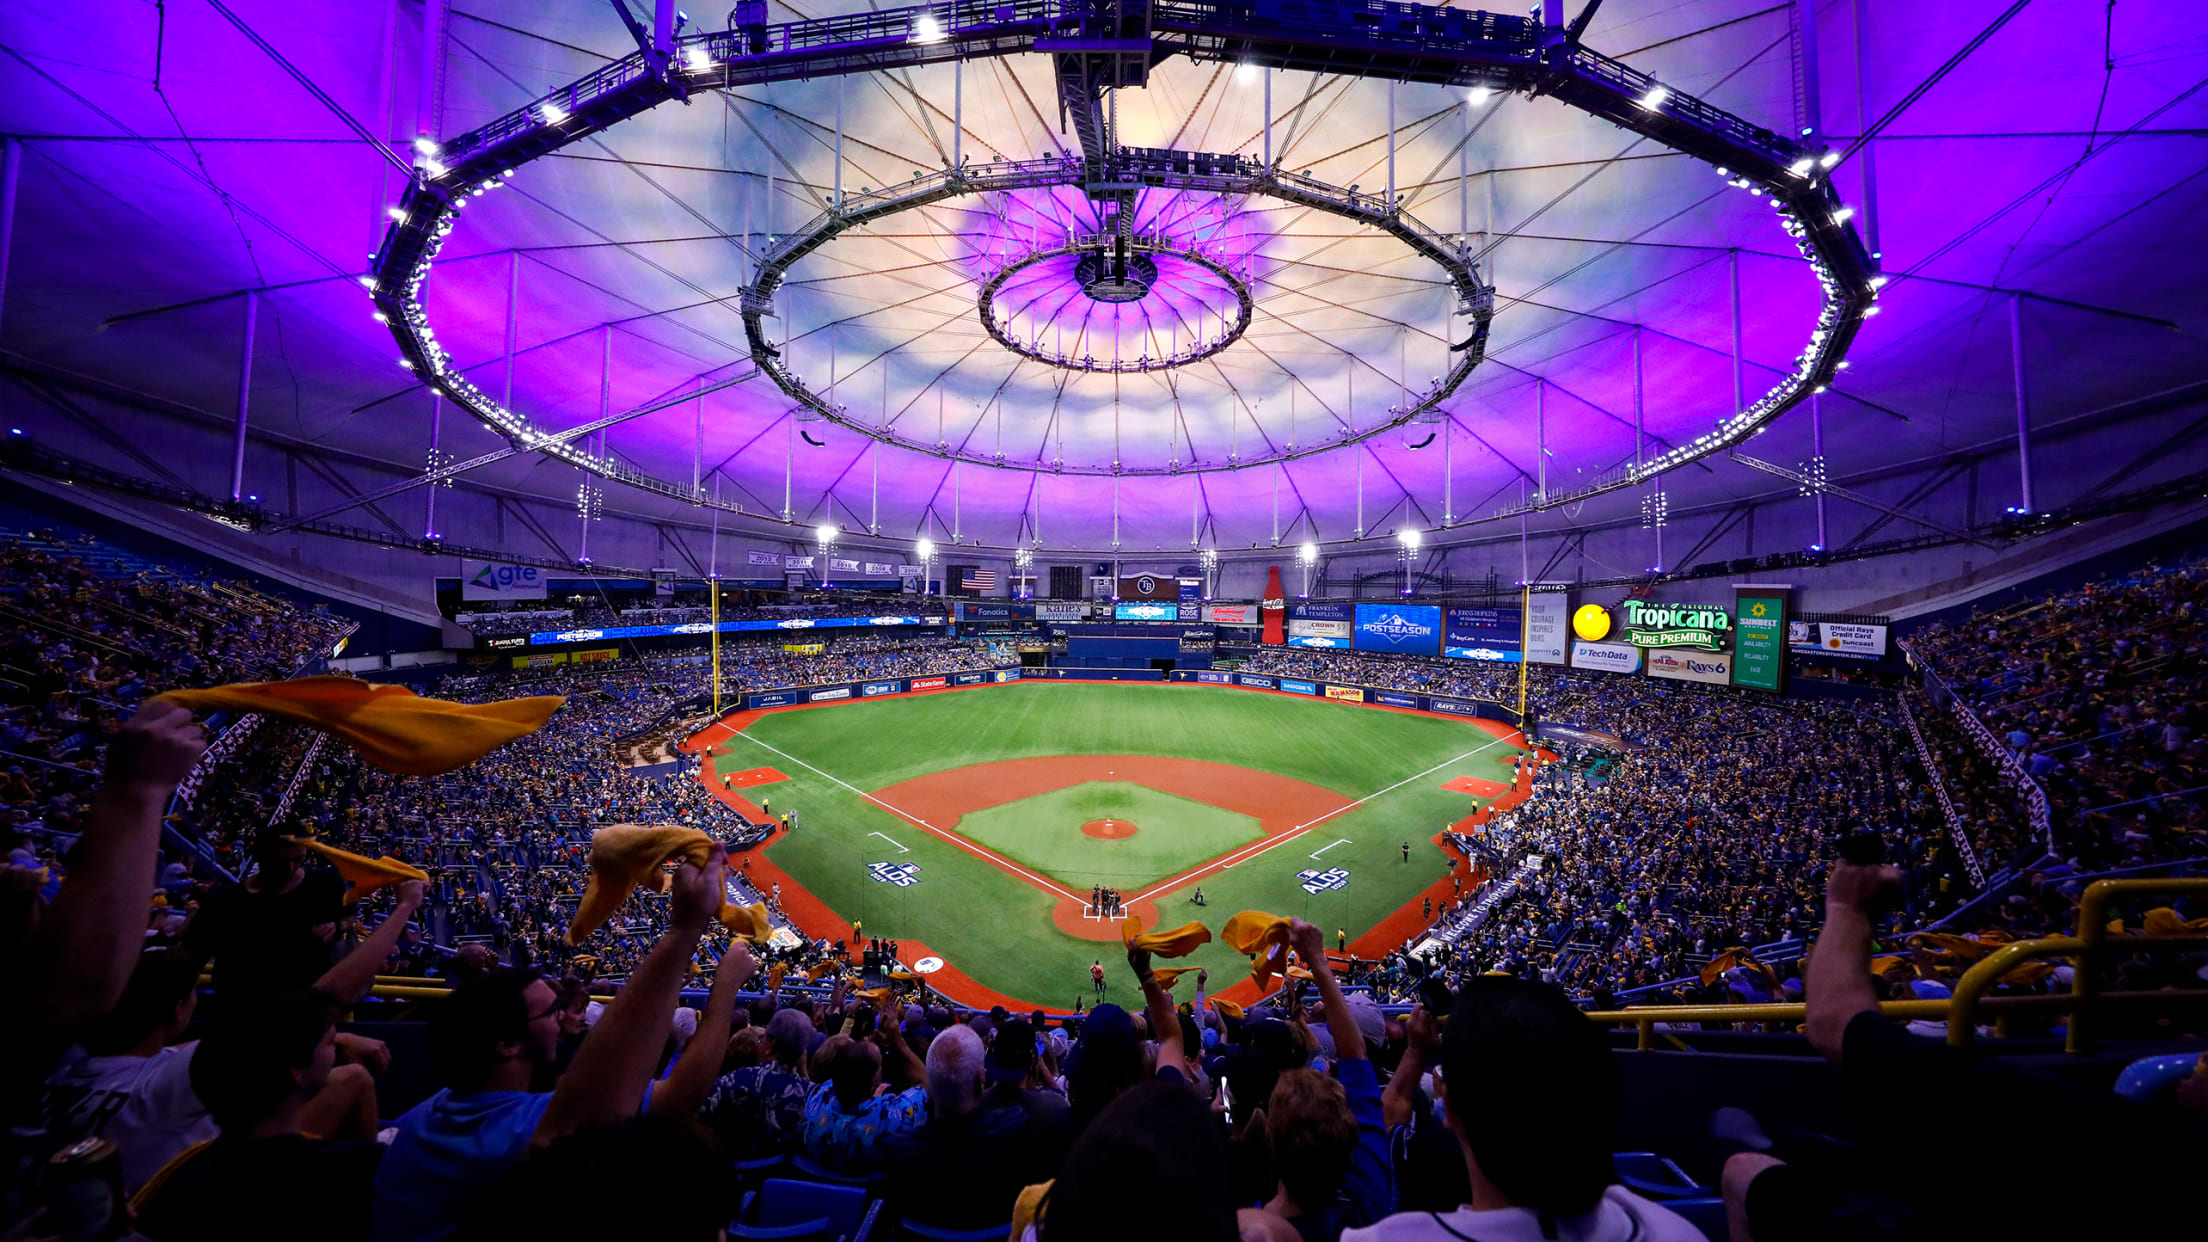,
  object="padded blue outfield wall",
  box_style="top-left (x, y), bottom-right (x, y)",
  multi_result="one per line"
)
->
top-left (730, 665), bottom-right (1515, 723)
